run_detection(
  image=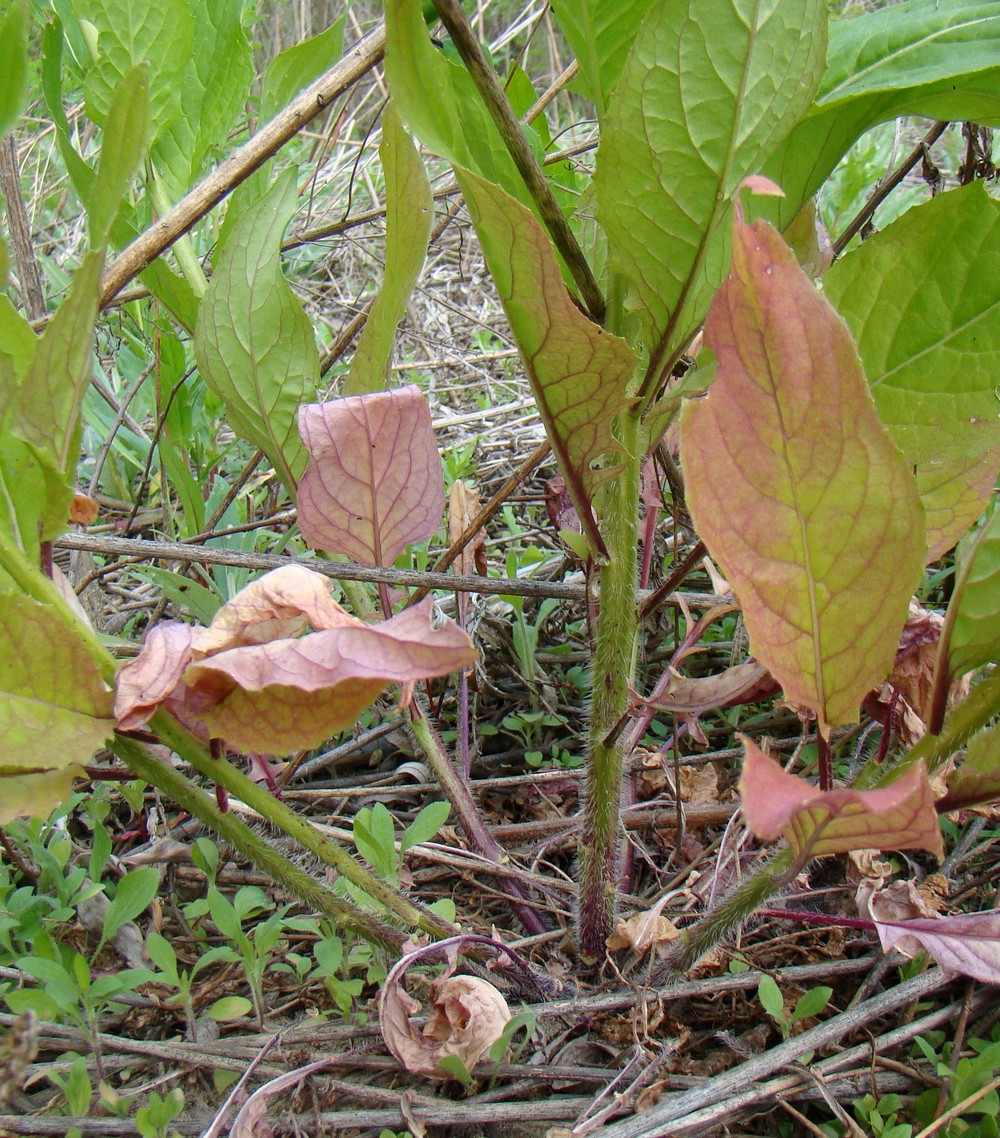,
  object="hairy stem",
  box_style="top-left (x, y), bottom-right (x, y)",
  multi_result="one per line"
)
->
top-left (149, 710), bottom-right (456, 942)
top-left (657, 848), bottom-right (796, 977)
top-left (577, 410), bottom-right (642, 962)
top-left (113, 734), bottom-right (406, 952)
top-left (408, 699), bottom-right (549, 935)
